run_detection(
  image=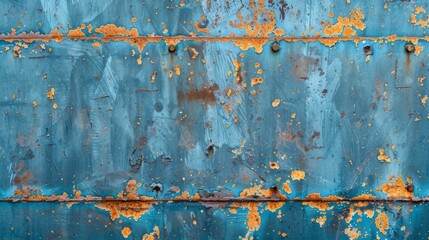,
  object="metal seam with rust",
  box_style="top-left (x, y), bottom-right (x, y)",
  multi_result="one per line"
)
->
top-left (0, 35), bottom-right (426, 42)
top-left (2, 198), bottom-right (428, 203)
